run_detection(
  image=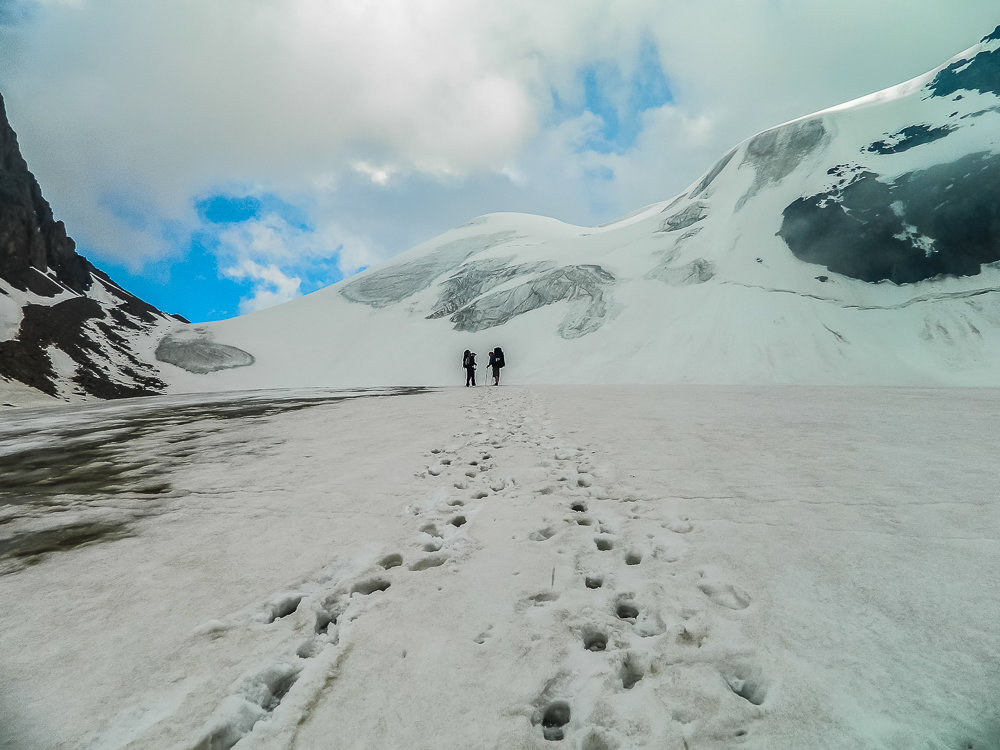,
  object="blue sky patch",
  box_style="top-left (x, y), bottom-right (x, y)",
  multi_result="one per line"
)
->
top-left (195, 192), bottom-right (312, 229)
top-left (98, 239), bottom-right (244, 322)
top-left (93, 191), bottom-right (341, 322)
top-left (554, 36), bottom-right (673, 153)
